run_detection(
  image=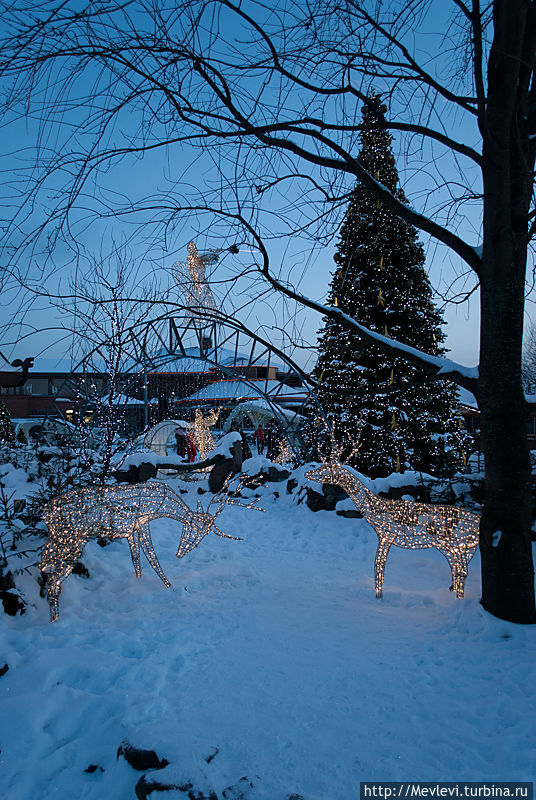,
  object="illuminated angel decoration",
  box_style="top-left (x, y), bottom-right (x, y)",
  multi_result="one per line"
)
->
top-left (189, 406), bottom-right (221, 463)
top-left (40, 478), bottom-right (261, 621)
top-left (305, 425), bottom-right (480, 598)
top-left (172, 241), bottom-right (218, 322)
